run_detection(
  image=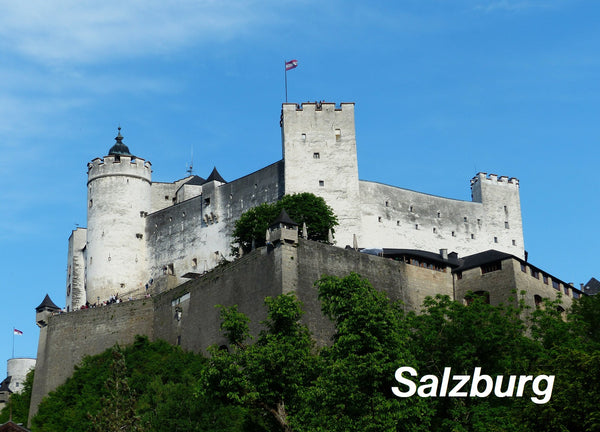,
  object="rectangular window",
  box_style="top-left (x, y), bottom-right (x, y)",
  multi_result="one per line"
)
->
top-left (543, 275), bottom-right (548, 284)
top-left (494, 237), bottom-right (498, 243)
top-left (432, 227), bottom-right (437, 233)
top-left (481, 261), bottom-right (502, 274)
top-left (335, 129), bottom-right (341, 141)
top-left (521, 263), bottom-right (527, 273)
top-left (313, 152), bottom-right (320, 159)
top-left (319, 180), bottom-right (324, 187)
top-left (512, 240), bottom-right (516, 246)
top-left (505, 221), bottom-right (509, 229)
top-left (552, 280), bottom-right (560, 290)
top-left (531, 269), bottom-right (539, 279)
top-left (563, 286), bottom-right (570, 296)
top-left (464, 217), bottom-right (468, 222)
top-left (573, 291), bottom-right (580, 299)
